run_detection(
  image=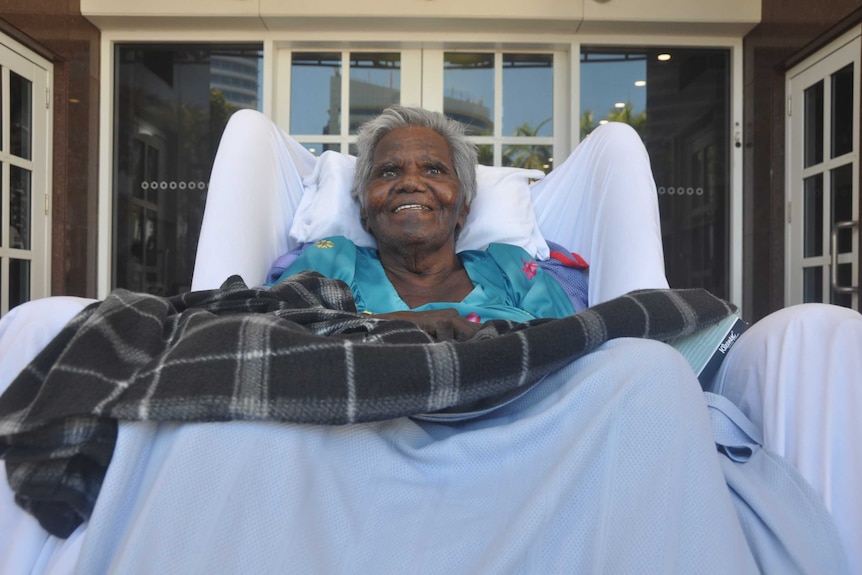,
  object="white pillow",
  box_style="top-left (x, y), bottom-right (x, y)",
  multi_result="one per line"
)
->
top-left (289, 150), bottom-right (550, 259)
